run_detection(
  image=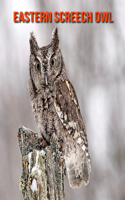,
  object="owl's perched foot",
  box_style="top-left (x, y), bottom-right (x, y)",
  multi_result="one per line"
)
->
top-left (39, 137), bottom-right (48, 147)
